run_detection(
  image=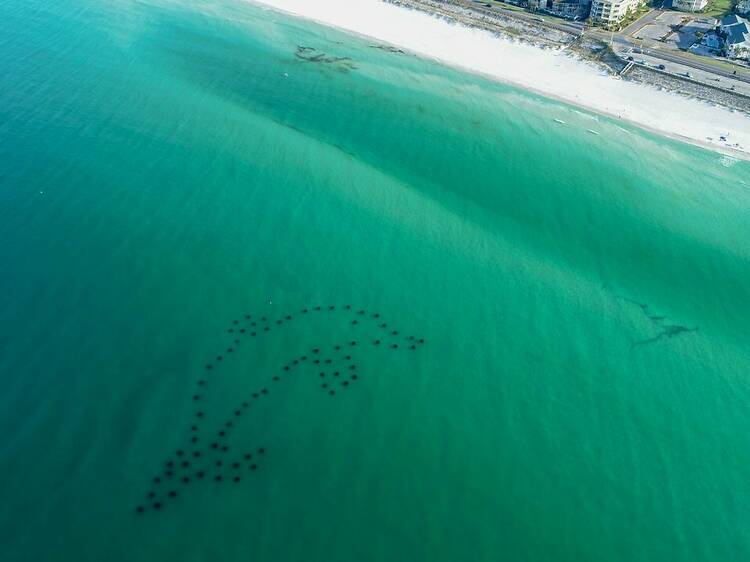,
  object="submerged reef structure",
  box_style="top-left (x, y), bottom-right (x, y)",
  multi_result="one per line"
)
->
top-left (295, 46), bottom-right (358, 72)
